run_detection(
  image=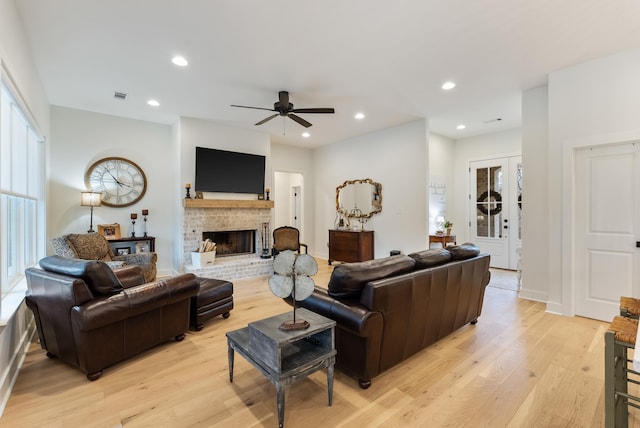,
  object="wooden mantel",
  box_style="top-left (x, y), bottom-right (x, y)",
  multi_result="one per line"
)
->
top-left (183, 199), bottom-right (274, 209)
